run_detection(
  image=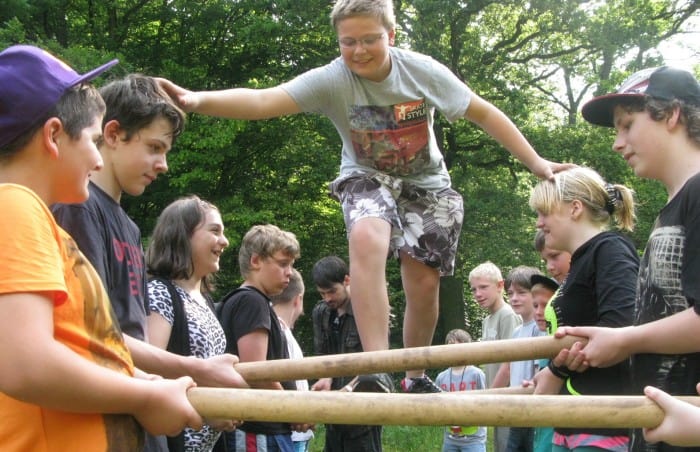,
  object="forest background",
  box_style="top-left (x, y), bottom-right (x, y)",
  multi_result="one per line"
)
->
top-left (3, 0), bottom-right (698, 359)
